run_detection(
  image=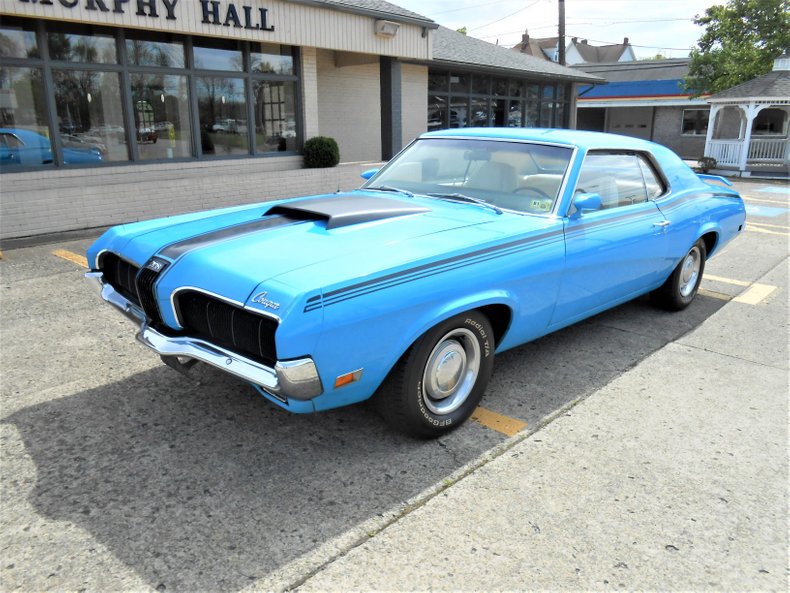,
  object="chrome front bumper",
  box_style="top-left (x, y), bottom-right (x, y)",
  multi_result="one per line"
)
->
top-left (85, 271), bottom-right (323, 401)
